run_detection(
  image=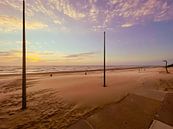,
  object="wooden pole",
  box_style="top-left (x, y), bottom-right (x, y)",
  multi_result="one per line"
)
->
top-left (104, 31), bottom-right (106, 87)
top-left (166, 61), bottom-right (168, 73)
top-left (22, 0), bottom-right (26, 110)
top-left (163, 60), bottom-right (168, 73)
